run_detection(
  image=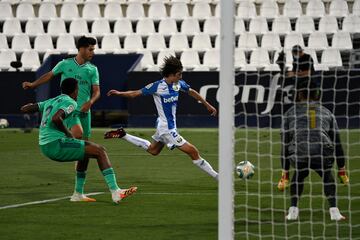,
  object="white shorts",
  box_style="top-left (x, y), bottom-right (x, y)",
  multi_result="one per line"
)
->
top-left (152, 129), bottom-right (187, 149)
